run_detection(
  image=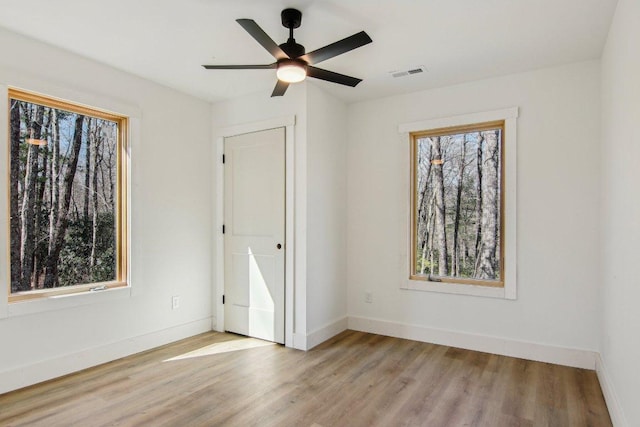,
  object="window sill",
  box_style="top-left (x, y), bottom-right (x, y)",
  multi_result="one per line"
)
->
top-left (5, 285), bottom-right (131, 318)
top-left (402, 279), bottom-right (512, 299)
